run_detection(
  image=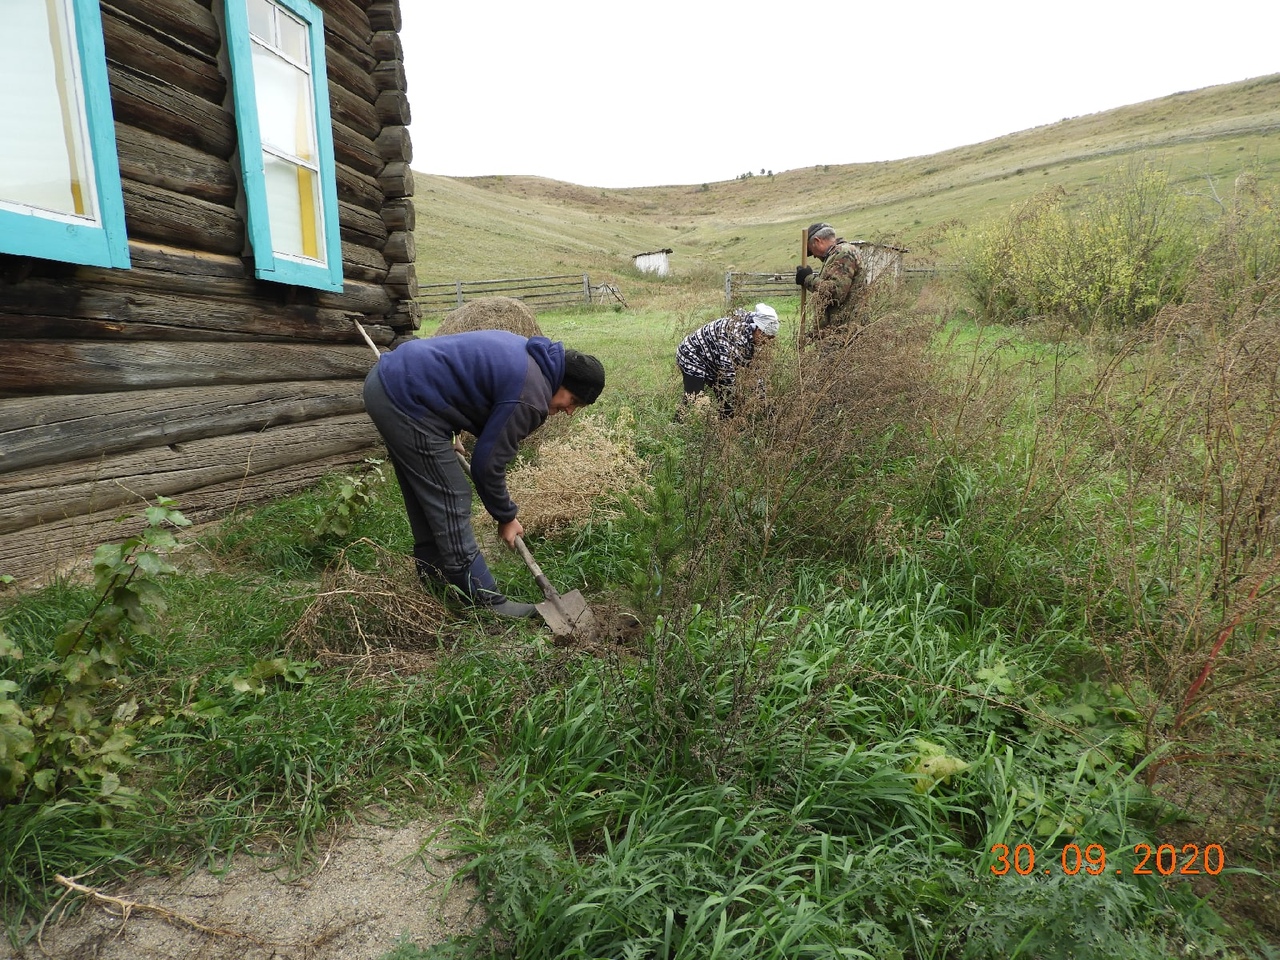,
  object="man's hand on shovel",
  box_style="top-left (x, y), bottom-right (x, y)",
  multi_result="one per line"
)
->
top-left (498, 517), bottom-right (524, 550)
